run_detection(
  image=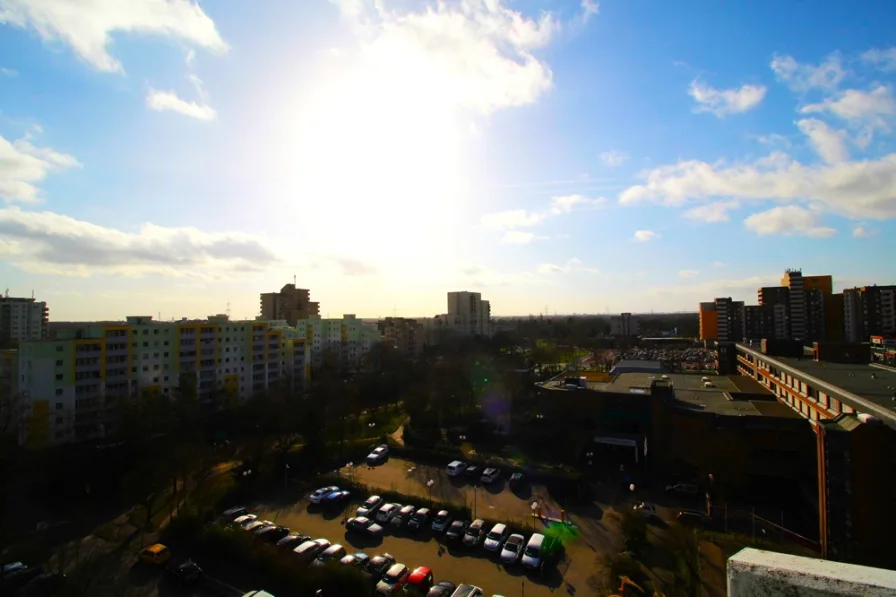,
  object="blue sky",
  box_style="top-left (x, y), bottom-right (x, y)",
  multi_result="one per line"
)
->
top-left (1, 0), bottom-right (895, 320)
